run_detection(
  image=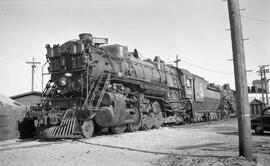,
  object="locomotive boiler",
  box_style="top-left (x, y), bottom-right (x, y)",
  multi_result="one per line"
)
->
top-left (19, 33), bottom-right (236, 139)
